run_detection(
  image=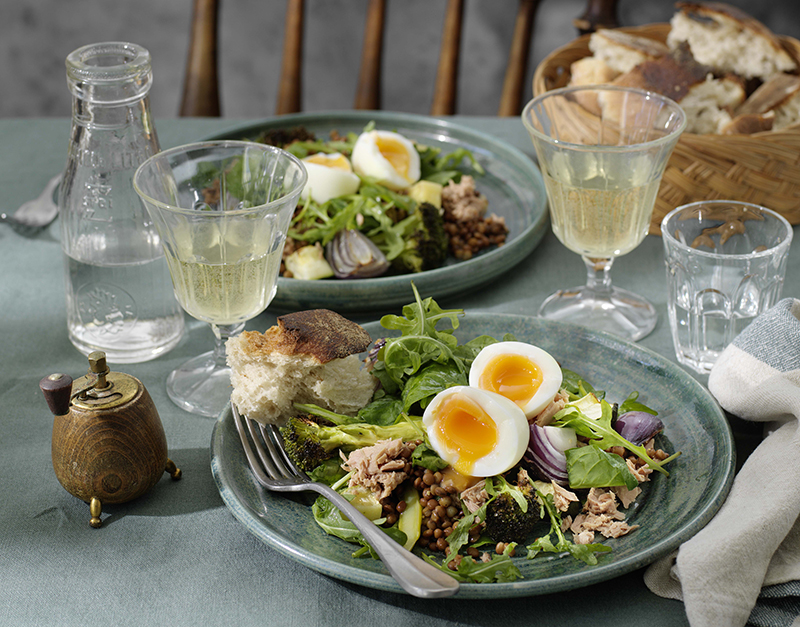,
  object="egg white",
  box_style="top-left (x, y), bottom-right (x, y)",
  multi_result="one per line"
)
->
top-left (351, 130), bottom-right (421, 191)
top-left (468, 341), bottom-right (563, 420)
top-left (301, 152), bottom-right (361, 204)
top-left (422, 386), bottom-right (529, 478)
